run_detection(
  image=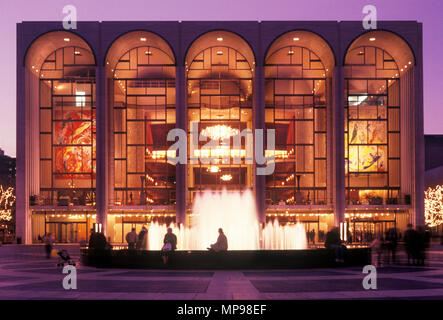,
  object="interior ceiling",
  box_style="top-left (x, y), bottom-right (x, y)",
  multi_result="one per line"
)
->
top-left (25, 31), bottom-right (95, 70)
top-left (106, 31), bottom-right (175, 73)
top-left (185, 31), bottom-right (255, 69)
top-left (266, 30), bottom-right (335, 76)
top-left (346, 30), bottom-right (415, 70)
